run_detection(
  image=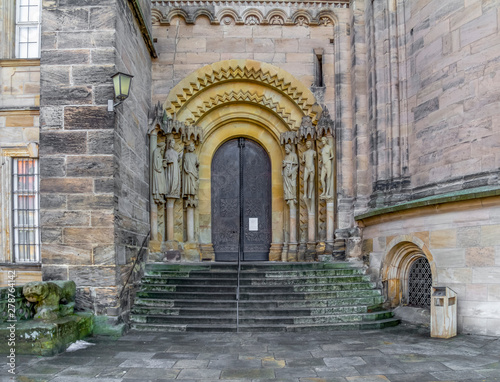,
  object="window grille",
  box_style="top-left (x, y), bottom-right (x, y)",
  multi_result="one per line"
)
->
top-left (408, 257), bottom-right (432, 308)
top-left (12, 158), bottom-right (40, 262)
top-left (16, 0), bottom-right (40, 58)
